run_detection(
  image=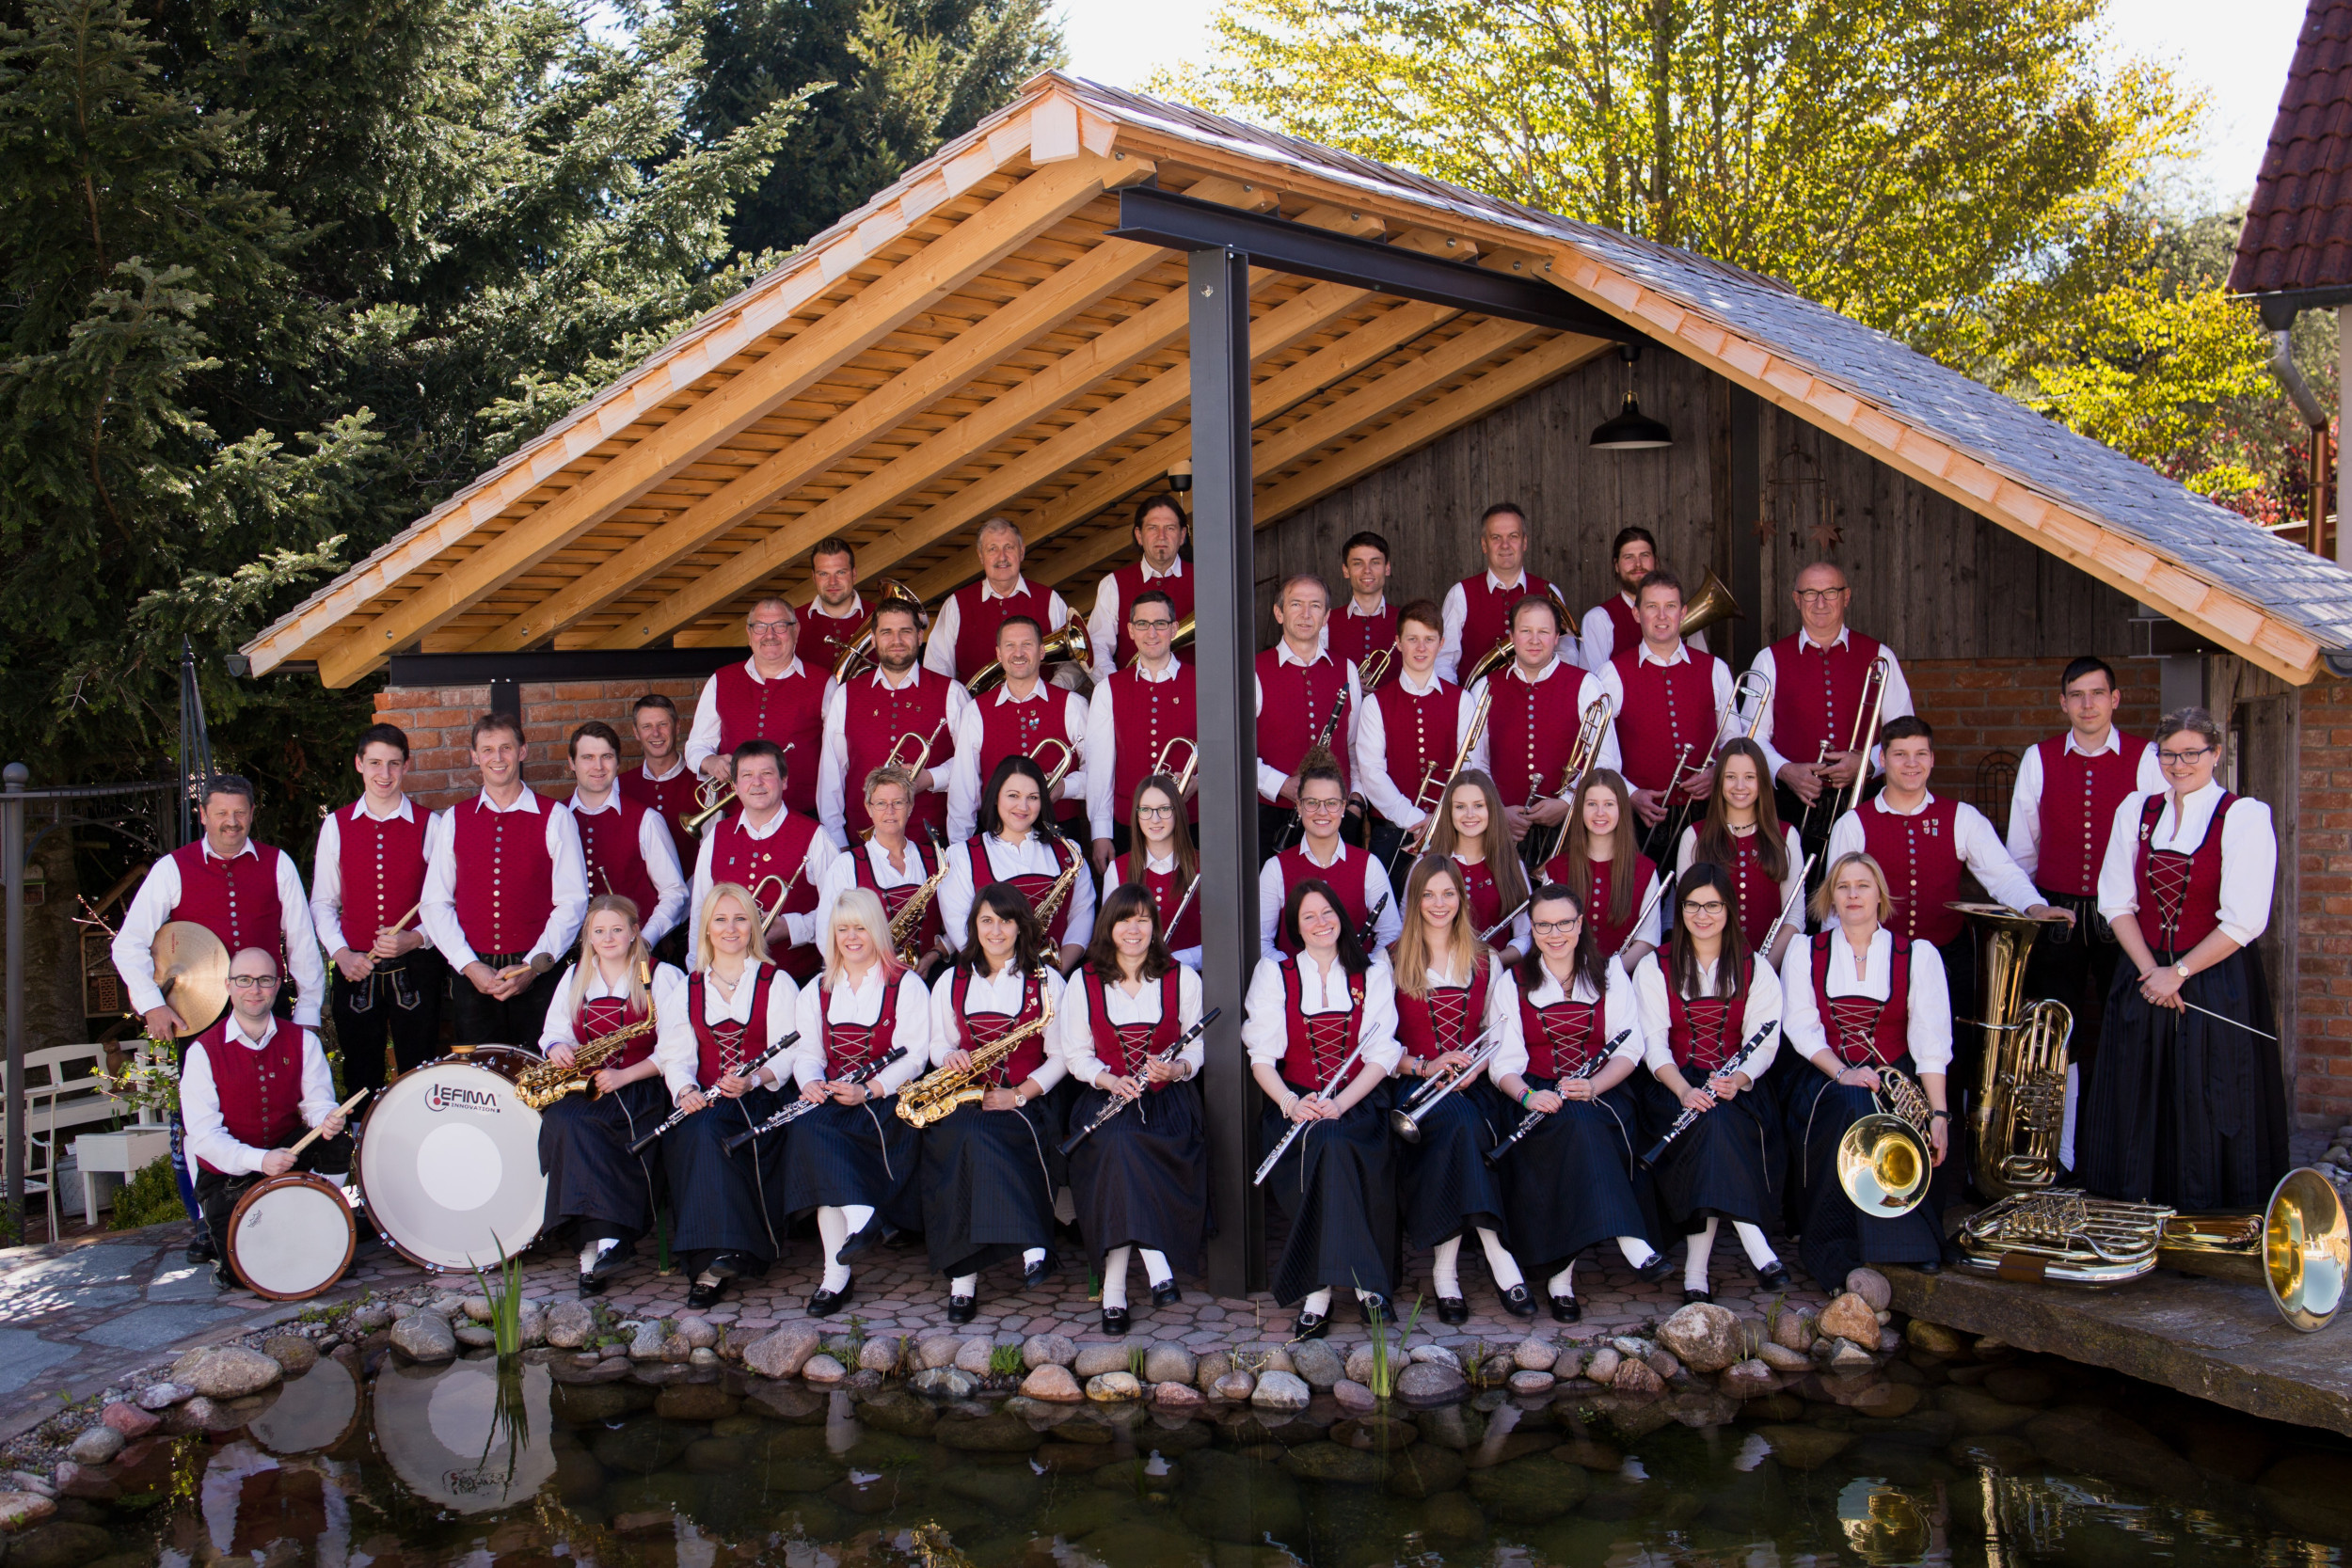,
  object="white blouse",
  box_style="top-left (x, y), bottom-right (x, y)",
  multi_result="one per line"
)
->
top-left (1632, 950), bottom-right (1783, 1082)
top-left (1057, 965), bottom-right (1208, 1085)
top-left (1775, 929), bottom-right (1953, 1076)
top-left (1111, 853), bottom-right (1202, 969)
top-left (927, 963), bottom-right (1068, 1090)
top-left (540, 958), bottom-right (691, 1049)
top-left (1257, 841), bottom-right (1403, 960)
top-left (1487, 959), bottom-right (1646, 1085)
top-left (939, 832), bottom-right (1096, 951)
top-left (787, 966), bottom-right (932, 1097)
top-left (632, 962), bottom-right (795, 1099)
top-left (1240, 955), bottom-right (1404, 1076)
top-left (2095, 782), bottom-right (2276, 947)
